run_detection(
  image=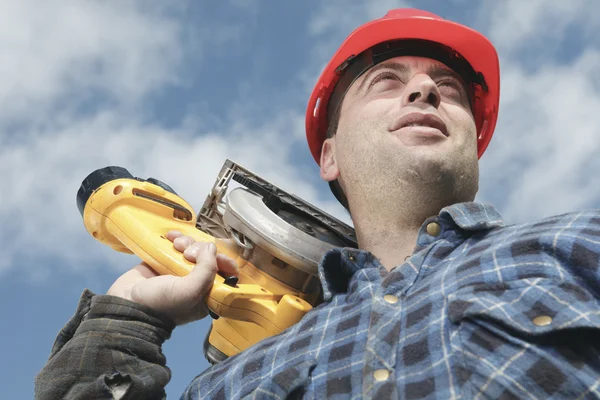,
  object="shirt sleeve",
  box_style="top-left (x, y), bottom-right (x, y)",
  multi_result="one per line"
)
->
top-left (34, 289), bottom-right (176, 400)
